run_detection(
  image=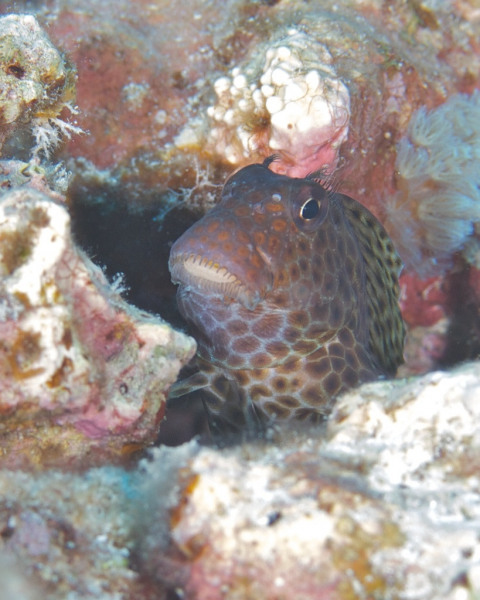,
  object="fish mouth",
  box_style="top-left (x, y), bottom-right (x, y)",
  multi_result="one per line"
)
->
top-left (169, 253), bottom-right (261, 310)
